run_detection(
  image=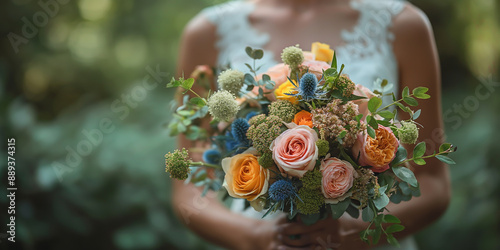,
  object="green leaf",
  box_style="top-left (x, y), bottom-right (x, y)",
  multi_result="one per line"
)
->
top-left (381, 79), bottom-right (388, 88)
top-left (368, 97), bottom-right (383, 113)
top-left (378, 120), bottom-right (391, 127)
top-left (300, 213), bottom-right (321, 226)
top-left (246, 85), bottom-right (254, 91)
top-left (253, 49), bottom-right (264, 60)
top-left (374, 193), bottom-right (390, 210)
top-left (262, 74), bottom-right (271, 82)
top-left (413, 109), bottom-right (421, 120)
top-left (373, 226), bottom-right (382, 245)
top-left (338, 130), bottom-right (347, 139)
top-left (244, 73), bottom-right (256, 85)
top-left (387, 235), bottom-right (400, 247)
top-left (403, 97), bottom-right (418, 106)
top-left (386, 224), bottom-right (405, 234)
top-left (378, 110), bottom-right (395, 119)
top-left (265, 83), bottom-right (275, 90)
top-left (189, 97), bottom-right (206, 107)
top-left (245, 47), bottom-right (253, 57)
top-left (367, 116), bottom-right (379, 130)
top-left (413, 142), bottom-right (426, 158)
top-left (331, 52), bottom-right (337, 69)
top-left (383, 214), bottom-right (401, 224)
top-left (346, 204), bottom-right (360, 218)
top-left (244, 63), bottom-right (253, 71)
top-left (395, 102), bottom-right (408, 112)
top-left (390, 146), bottom-right (408, 167)
top-left (181, 78), bottom-right (194, 90)
top-left (402, 87), bottom-right (410, 98)
top-left (392, 166), bottom-right (418, 187)
top-left (413, 87), bottom-right (430, 99)
top-left (439, 143), bottom-right (452, 153)
top-left (435, 155), bottom-right (456, 165)
top-left (166, 77), bottom-right (182, 88)
top-left (362, 206), bottom-right (375, 222)
top-left (355, 114), bottom-right (364, 122)
top-left (413, 158), bottom-right (426, 165)
top-left (367, 126), bottom-right (376, 139)
top-left (330, 199), bottom-right (350, 219)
